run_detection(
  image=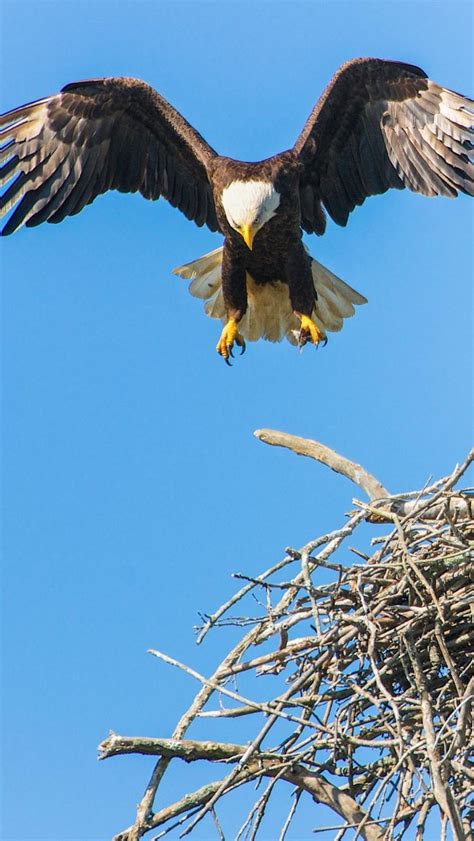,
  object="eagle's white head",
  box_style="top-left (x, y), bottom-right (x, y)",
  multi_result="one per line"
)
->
top-left (221, 180), bottom-right (280, 249)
